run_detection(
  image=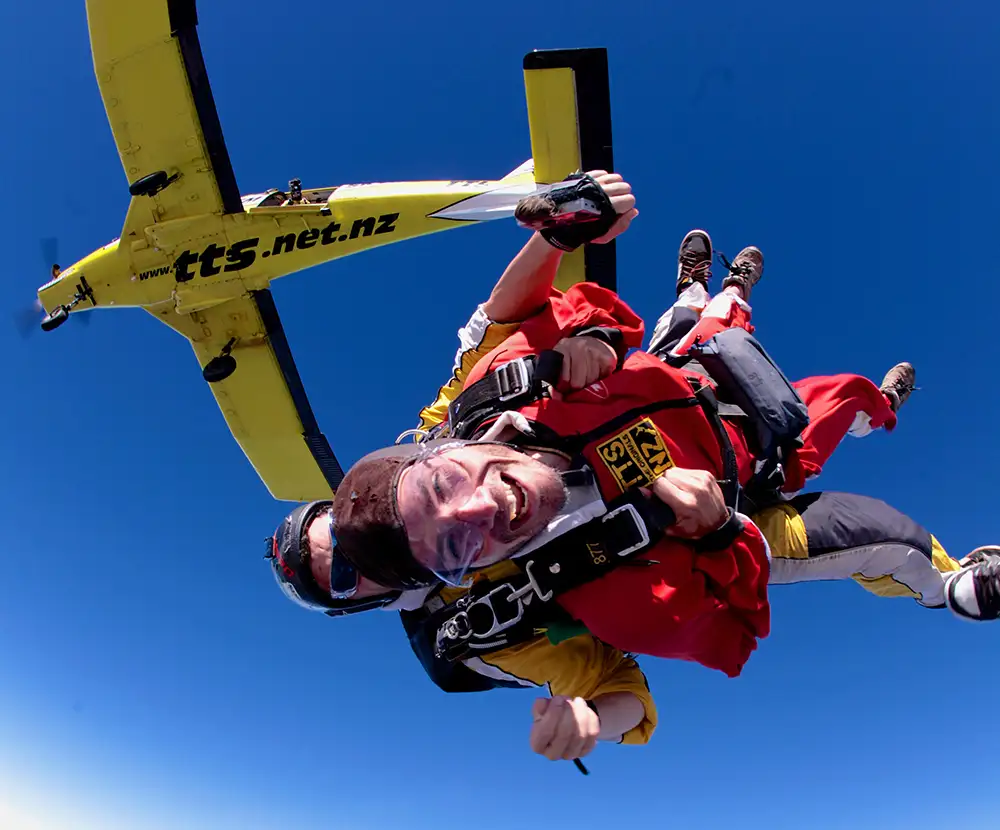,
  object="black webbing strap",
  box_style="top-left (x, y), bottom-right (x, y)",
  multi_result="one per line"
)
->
top-left (521, 495), bottom-right (677, 597)
top-left (691, 508), bottom-right (745, 553)
top-left (691, 382), bottom-right (742, 513)
top-left (447, 351), bottom-right (564, 439)
top-left (431, 490), bottom-right (677, 662)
